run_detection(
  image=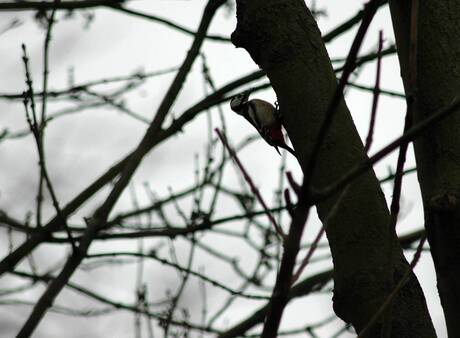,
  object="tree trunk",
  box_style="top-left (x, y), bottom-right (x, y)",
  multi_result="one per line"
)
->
top-left (232, 0), bottom-right (436, 336)
top-left (389, 1), bottom-right (460, 336)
